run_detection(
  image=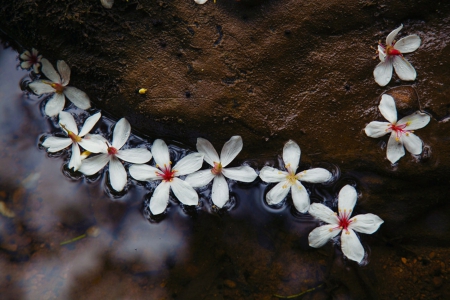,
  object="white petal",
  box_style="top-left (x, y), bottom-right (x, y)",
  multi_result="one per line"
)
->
top-left (21, 61), bottom-right (32, 69)
top-left (196, 137), bottom-right (220, 167)
top-left (194, 0), bottom-right (208, 4)
top-left (386, 24), bottom-right (403, 46)
top-left (211, 174), bottom-right (229, 208)
top-left (185, 169), bottom-right (215, 188)
top-left (266, 180), bottom-right (291, 205)
top-left (109, 157), bottom-right (127, 192)
top-left (100, 0), bottom-right (114, 9)
top-left (338, 185), bottom-right (357, 215)
top-left (386, 131), bottom-right (405, 164)
top-left (20, 50), bottom-right (31, 60)
top-left (373, 60), bottom-right (393, 87)
top-left (59, 111), bottom-right (78, 135)
top-left (171, 178), bottom-right (198, 206)
top-left (222, 166), bottom-right (258, 182)
top-left (394, 35), bottom-right (421, 53)
top-left (172, 152), bottom-right (204, 176)
top-left (32, 49), bottom-right (40, 56)
top-left (45, 93), bottom-right (65, 117)
top-left (57, 60), bottom-right (71, 86)
top-left (291, 181), bottom-right (310, 213)
top-left (79, 112), bottom-right (101, 137)
top-left (379, 94), bottom-right (397, 124)
top-left (377, 45), bottom-right (386, 62)
top-left (393, 56), bottom-right (416, 81)
top-left (42, 137), bottom-right (72, 152)
top-left (152, 139), bottom-right (171, 167)
top-left (68, 143), bottom-right (82, 171)
top-left (283, 140), bottom-right (301, 173)
top-left (398, 111), bottom-right (430, 130)
top-left (341, 229), bottom-right (365, 263)
top-left (129, 164), bottom-right (162, 181)
top-left (349, 213), bottom-right (384, 234)
top-left (259, 166), bottom-right (288, 183)
top-left (64, 86), bottom-right (91, 110)
top-left (364, 121), bottom-right (391, 138)
top-left (78, 154), bottom-right (109, 175)
top-left (298, 168), bottom-right (331, 183)
top-left (110, 118), bottom-right (130, 149)
top-left (308, 225), bottom-right (341, 248)
top-left (401, 132), bottom-right (423, 155)
top-left (33, 63), bottom-right (40, 74)
top-left (150, 181), bottom-right (171, 215)
top-left (309, 203), bottom-right (339, 225)
top-left (29, 80), bottom-right (55, 95)
top-left (220, 136), bottom-right (243, 167)
top-left (116, 148), bottom-right (152, 163)
top-left (41, 58), bottom-right (61, 84)
top-left (78, 138), bottom-right (105, 153)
